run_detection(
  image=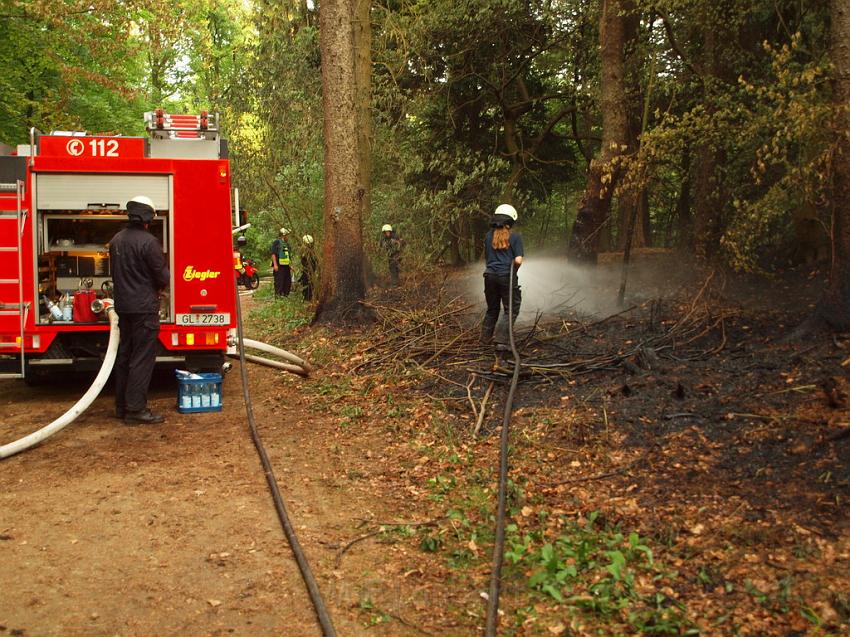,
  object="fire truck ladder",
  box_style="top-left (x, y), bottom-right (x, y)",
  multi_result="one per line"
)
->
top-left (0, 179), bottom-right (28, 379)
